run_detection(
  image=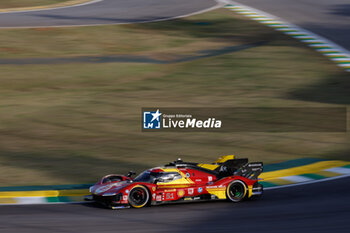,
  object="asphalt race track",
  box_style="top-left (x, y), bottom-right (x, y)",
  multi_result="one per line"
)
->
top-left (0, 0), bottom-right (219, 27)
top-left (0, 0), bottom-right (348, 50)
top-left (1, 176), bottom-right (350, 233)
top-left (233, 0), bottom-right (350, 50)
